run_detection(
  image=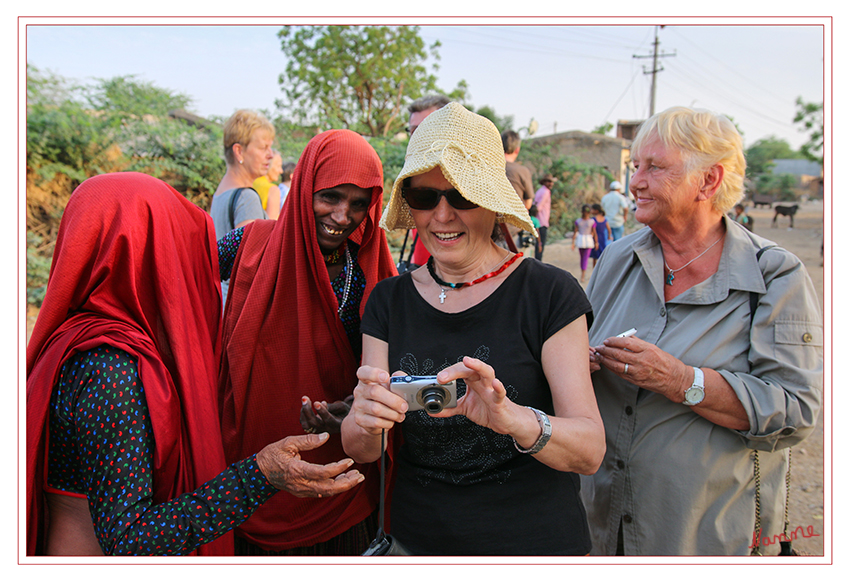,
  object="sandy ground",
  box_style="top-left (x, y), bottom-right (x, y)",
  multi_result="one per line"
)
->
top-left (25, 201), bottom-right (826, 555)
top-left (538, 200), bottom-right (826, 555)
